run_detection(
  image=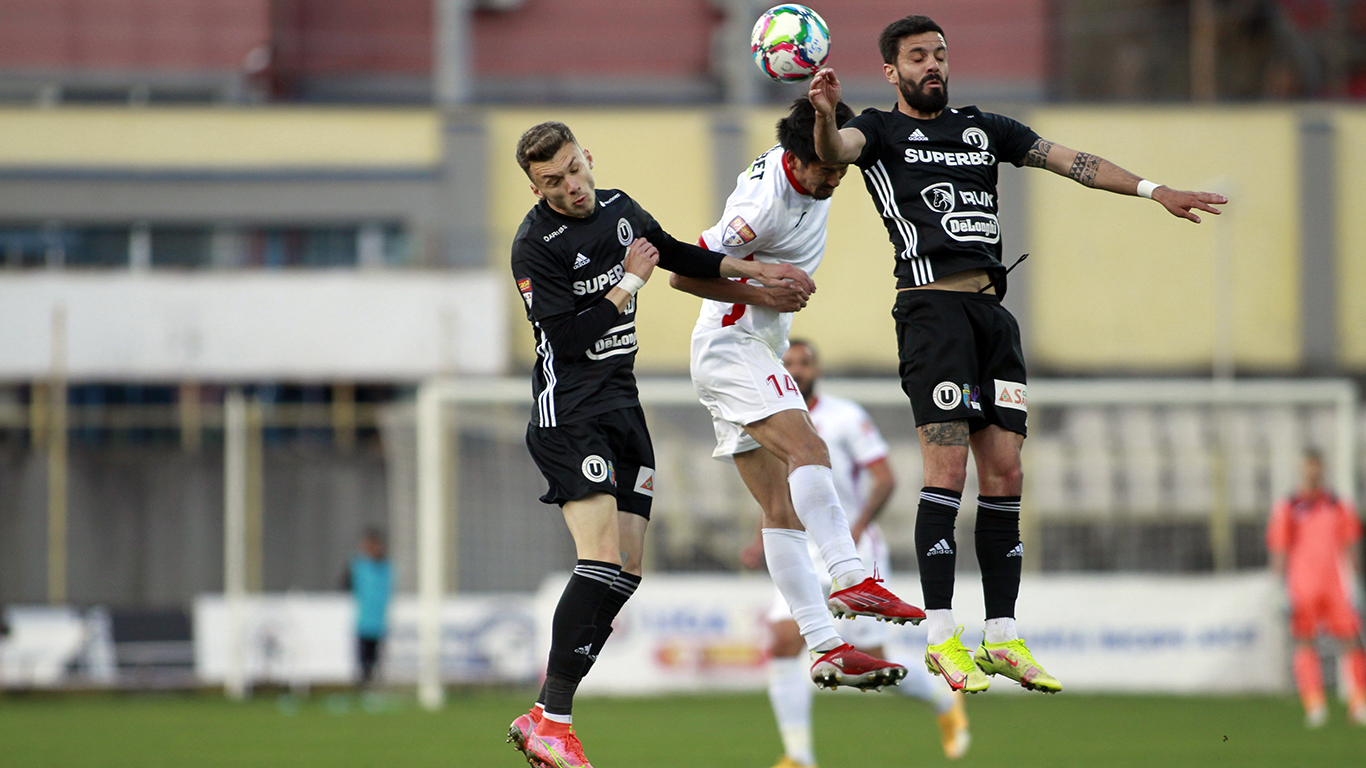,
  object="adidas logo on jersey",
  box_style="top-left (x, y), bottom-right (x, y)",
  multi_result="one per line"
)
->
top-left (1007, 543), bottom-right (1024, 558)
top-left (927, 538), bottom-right (954, 556)
top-left (574, 644), bottom-right (592, 656)
top-left (908, 129), bottom-right (929, 141)
top-left (573, 253), bottom-right (591, 269)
